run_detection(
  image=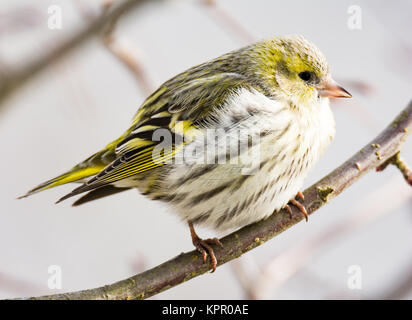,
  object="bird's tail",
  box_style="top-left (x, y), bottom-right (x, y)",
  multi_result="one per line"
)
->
top-left (18, 146), bottom-right (117, 199)
top-left (18, 166), bottom-right (104, 199)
